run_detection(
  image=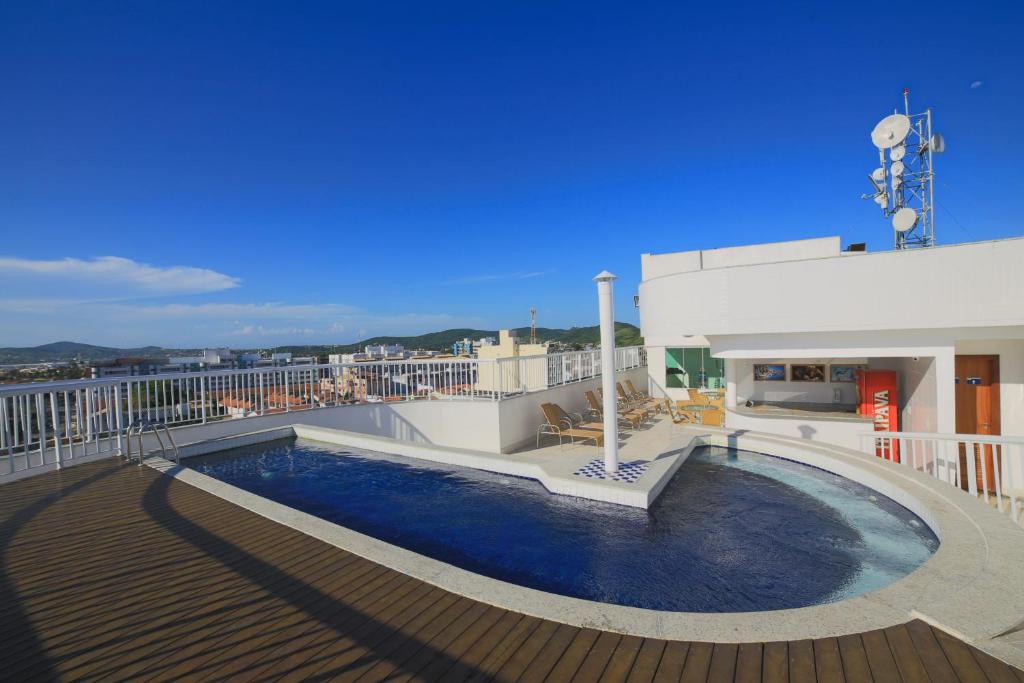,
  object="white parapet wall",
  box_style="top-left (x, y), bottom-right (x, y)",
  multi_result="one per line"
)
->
top-left (495, 366), bottom-right (650, 453)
